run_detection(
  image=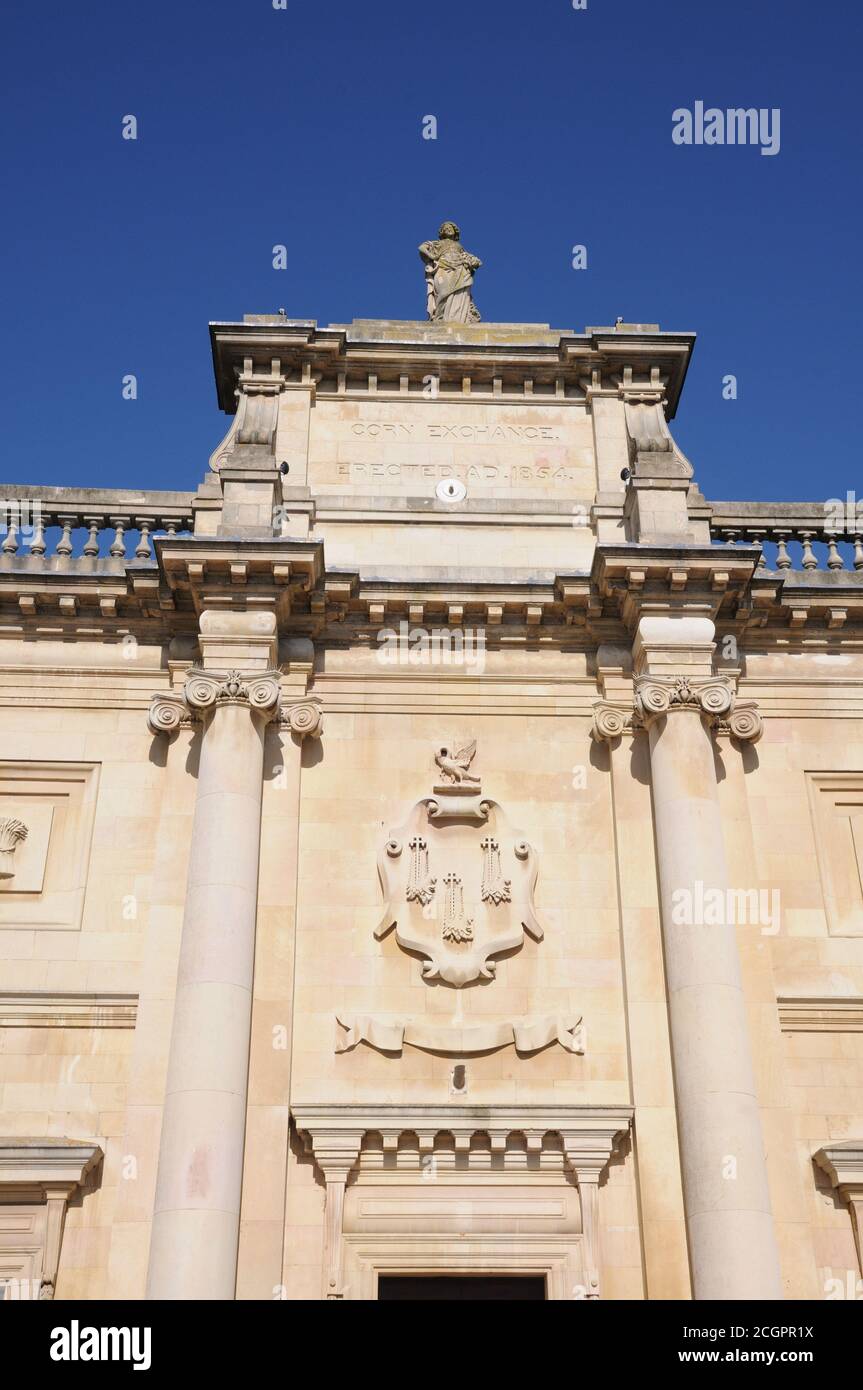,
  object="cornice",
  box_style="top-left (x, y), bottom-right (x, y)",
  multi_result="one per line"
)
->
top-left (209, 319), bottom-right (695, 417)
top-left (0, 1139), bottom-right (103, 1191)
top-left (292, 1104), bottom-right (633, 1160)
top-left (5, 529), bottom-right (863, 652)
top-left (813, 1141), bottom-right (863, 1191)
top-left (591, 542), bottom-right (761, 629)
